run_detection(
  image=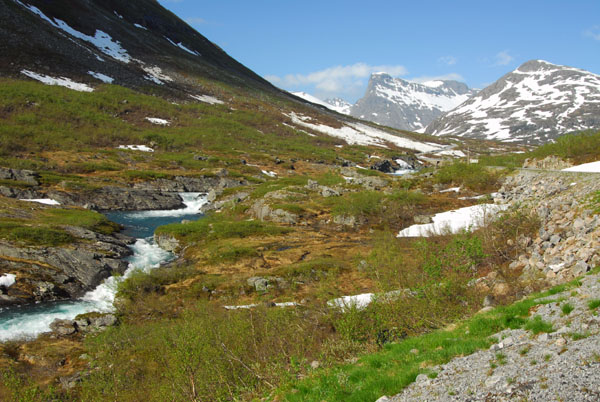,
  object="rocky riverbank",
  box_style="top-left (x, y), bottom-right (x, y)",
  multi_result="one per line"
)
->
top-left (0, 227), bottom-right (133, 307)
top-left (0, 168), bottom-right (246, 211)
